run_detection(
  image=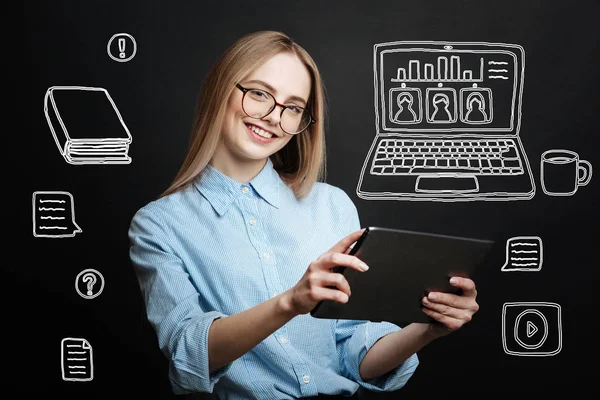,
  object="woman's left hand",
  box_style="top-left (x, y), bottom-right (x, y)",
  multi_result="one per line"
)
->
top-left (421, 276), bottom-right (479, 338)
